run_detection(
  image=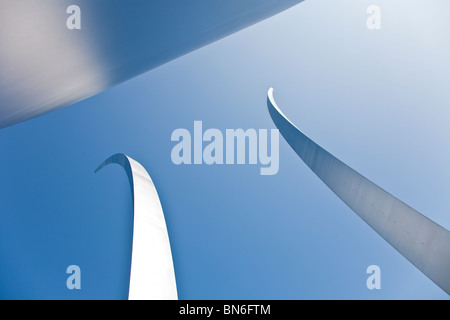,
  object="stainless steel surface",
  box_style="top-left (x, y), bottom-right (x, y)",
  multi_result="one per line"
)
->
top-left (96, 153), bottom-right (177, 300)
top-left (0, 0), bottom-right (303, 129)
top-left (267, 88), bottom-right (450, 295)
